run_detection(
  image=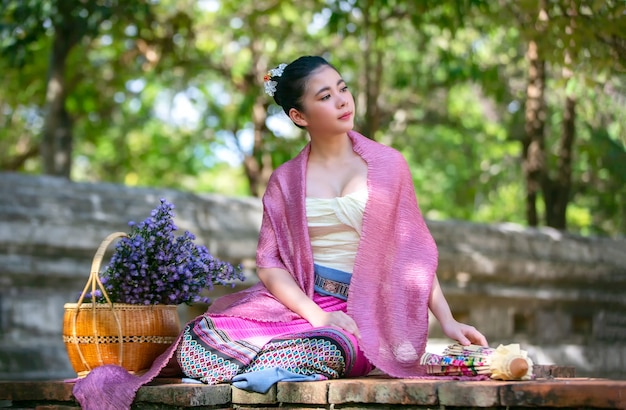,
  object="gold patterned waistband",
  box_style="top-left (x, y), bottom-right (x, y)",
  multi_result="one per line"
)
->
top-left (314, 274), bottom-right (350, 298)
